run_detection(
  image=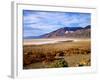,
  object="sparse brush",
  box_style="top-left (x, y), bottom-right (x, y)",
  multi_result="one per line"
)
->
top-left (23, 40), bottom-right (91, 68)
top-left (49, 59), bottom-right (68, 68)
